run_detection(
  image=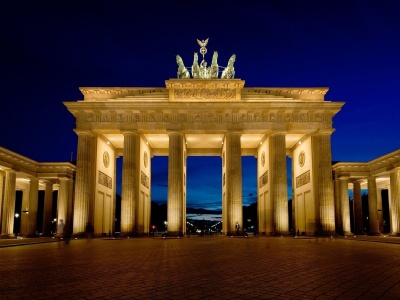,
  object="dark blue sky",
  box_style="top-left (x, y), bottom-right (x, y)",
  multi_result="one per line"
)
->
top-left (1, 1), bottom-right (400, 210)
